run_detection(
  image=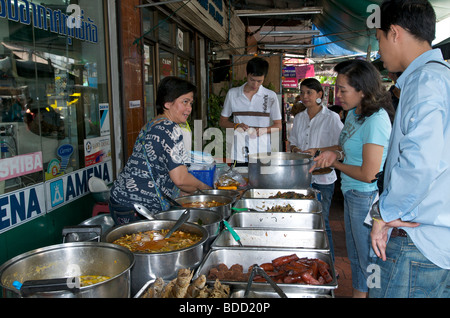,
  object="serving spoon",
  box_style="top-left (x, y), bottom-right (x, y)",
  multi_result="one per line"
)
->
top-left (164, 209), bottom-right (191, 238)
top-left (133, 203), bottom-right (190, 240)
